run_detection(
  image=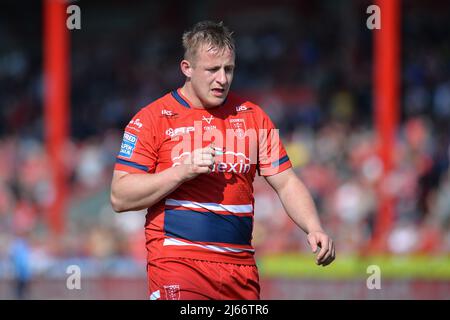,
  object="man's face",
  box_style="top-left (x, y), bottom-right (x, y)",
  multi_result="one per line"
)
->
top-left (186, 45), bottom-right (235, 108)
